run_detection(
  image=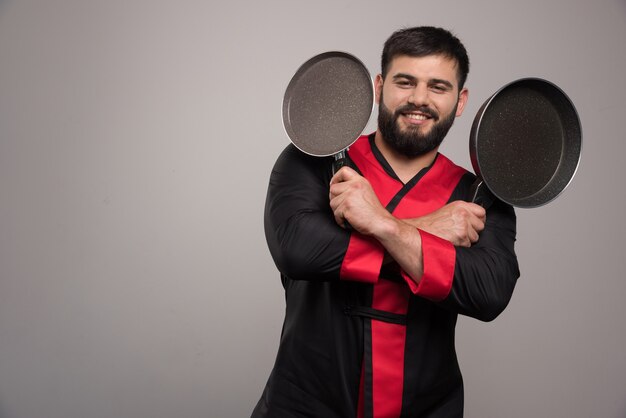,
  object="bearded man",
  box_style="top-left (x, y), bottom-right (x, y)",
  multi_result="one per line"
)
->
top-left (252, 26), bottom-right (520, 418)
